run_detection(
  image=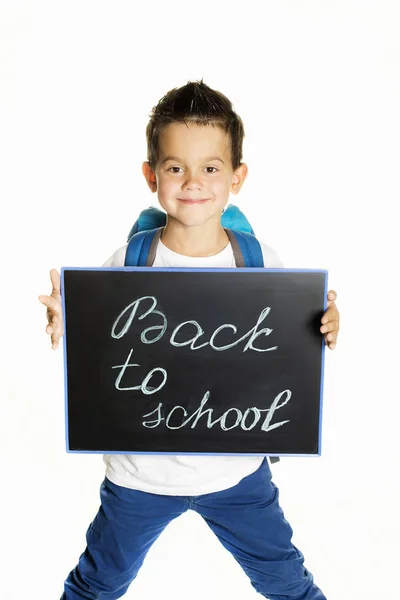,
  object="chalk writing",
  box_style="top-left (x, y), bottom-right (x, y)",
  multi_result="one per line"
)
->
top-left (111, 296), bottom-right (278, 353)
top-left (142, 389), bottom-right (292, 432)
top-left (110, 295), bottom-right (289, 434)
top-left (112, 349), bottom-right (167, 395)
top-left (111, 296), bottom-right (167, 343)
